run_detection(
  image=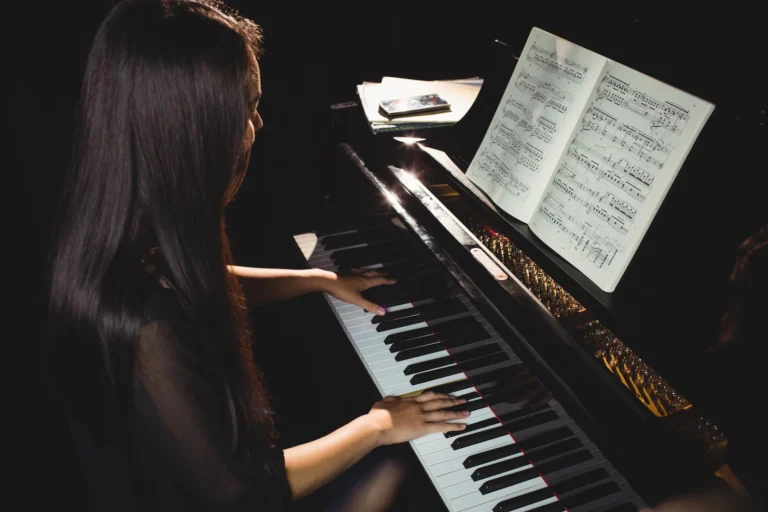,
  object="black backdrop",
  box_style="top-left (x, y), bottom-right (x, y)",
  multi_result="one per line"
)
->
top-left (13, 1), bottom-right (766, 508)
